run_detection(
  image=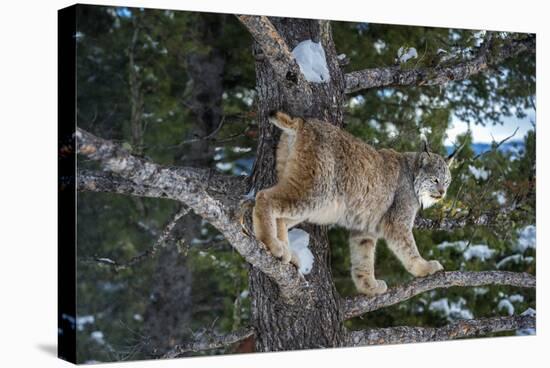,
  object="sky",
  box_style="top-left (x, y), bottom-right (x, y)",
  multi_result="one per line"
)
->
top-left (445, 108), bottom-right (535, 145)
